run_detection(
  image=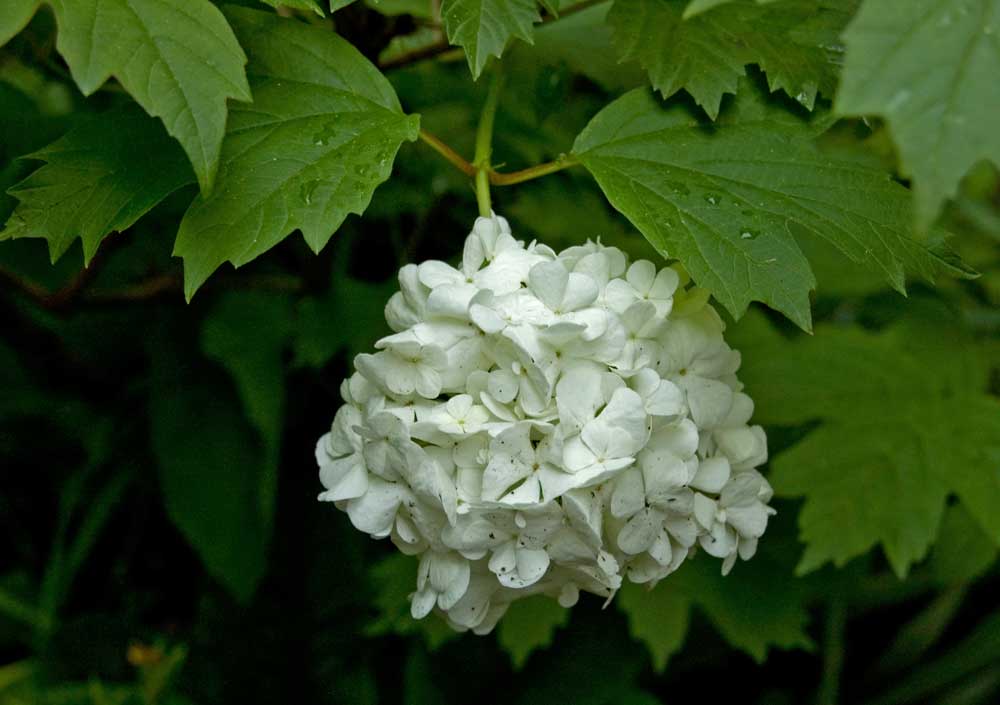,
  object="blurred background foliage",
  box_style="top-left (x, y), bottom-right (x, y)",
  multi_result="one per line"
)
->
top-left (2, 2), bottom-right (1000, 704)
